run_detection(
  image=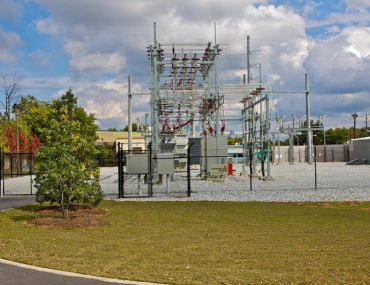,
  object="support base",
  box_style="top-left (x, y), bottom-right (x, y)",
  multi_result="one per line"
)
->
top-left (249, 174), bottom-right (261, 179)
